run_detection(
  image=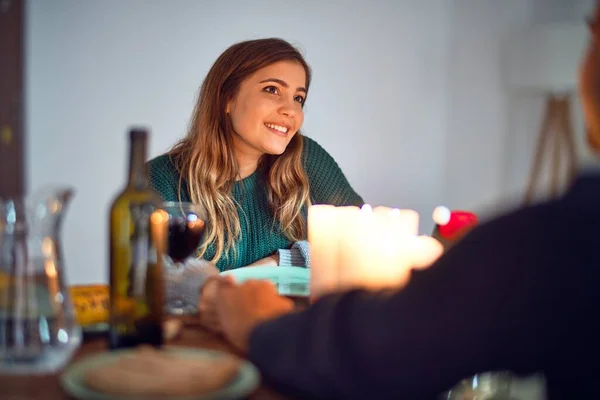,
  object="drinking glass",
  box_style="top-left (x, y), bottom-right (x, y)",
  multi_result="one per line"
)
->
top-left (160, 202), bottom-right (208, 315)
top-left (442, 372), bottom-right (515, 400)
